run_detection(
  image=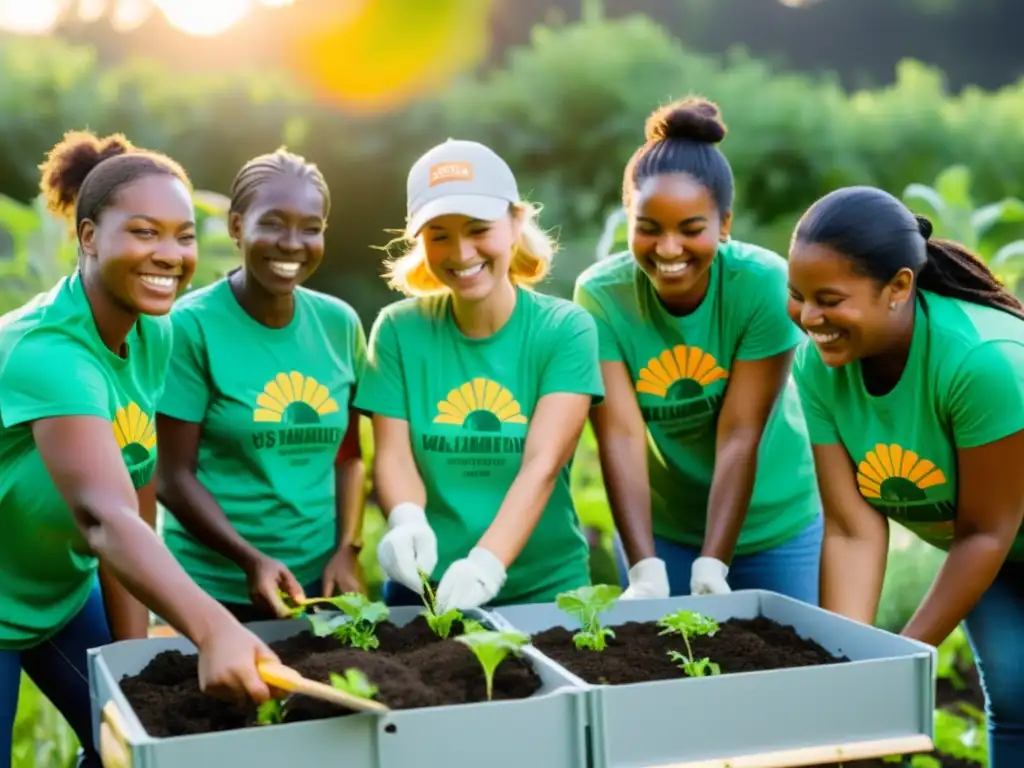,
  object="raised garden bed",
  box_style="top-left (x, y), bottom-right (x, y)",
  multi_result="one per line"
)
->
top-left (88, 594), bottom-right (589, 768)
top-left (487, 588), bottom-right (938, 768)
